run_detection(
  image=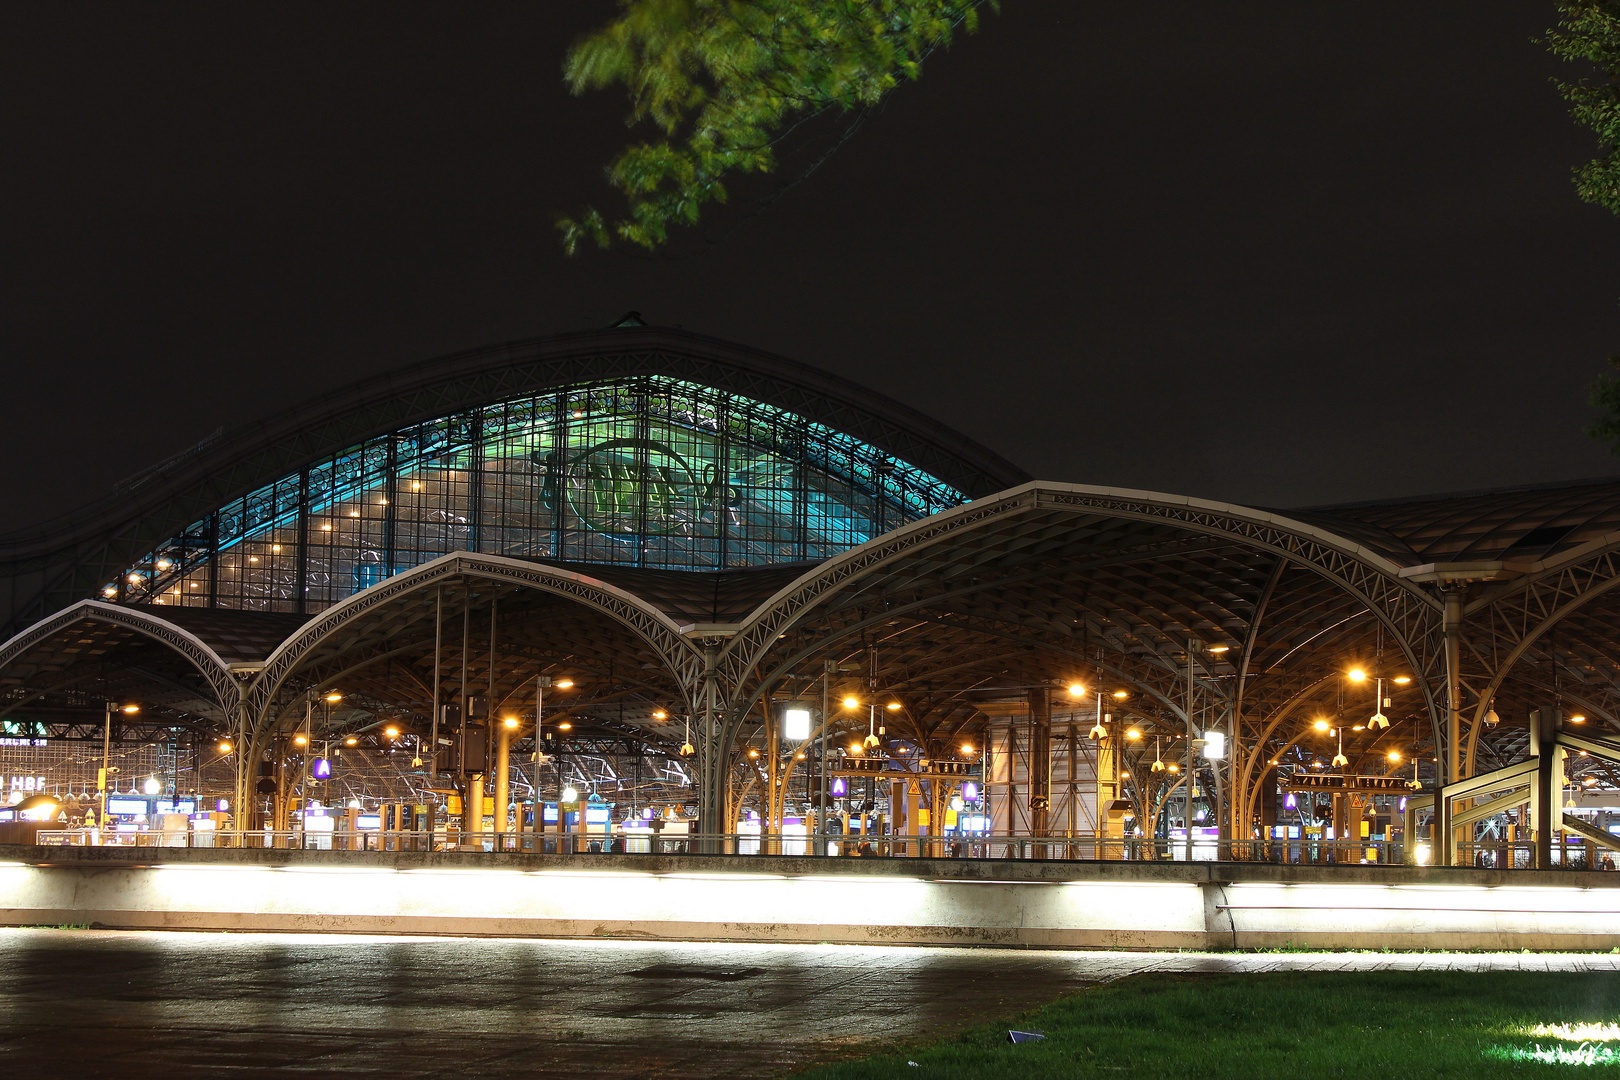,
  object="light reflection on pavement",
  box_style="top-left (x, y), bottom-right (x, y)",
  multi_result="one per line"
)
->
top-left (3, 928), bottom-right (1618, 1078)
